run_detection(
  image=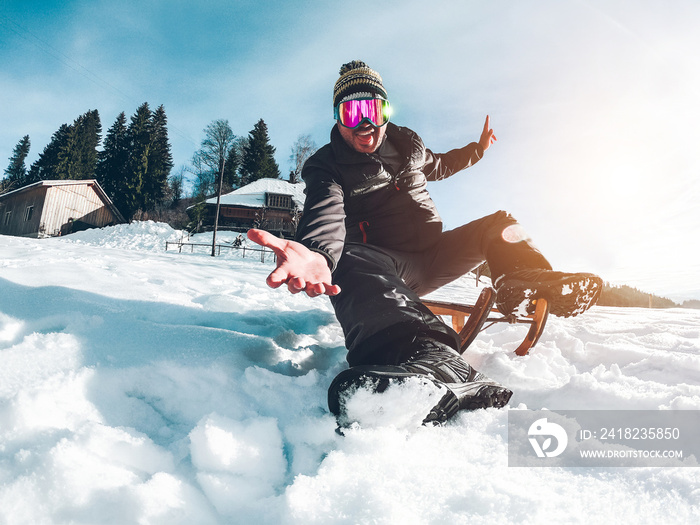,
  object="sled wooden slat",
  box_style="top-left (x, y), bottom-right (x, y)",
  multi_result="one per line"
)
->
top-left (424, 302), bottom-right (473, 332)
top-left (513, 297), bottom-right (549, 356)
top-left (422, 288), bottom-right (550, 356)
